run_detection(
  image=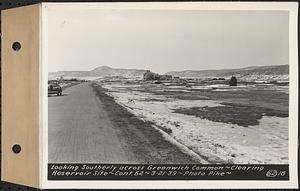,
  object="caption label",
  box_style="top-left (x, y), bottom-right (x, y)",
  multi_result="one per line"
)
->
top-left (48, 164), bottom-right (289, 180)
